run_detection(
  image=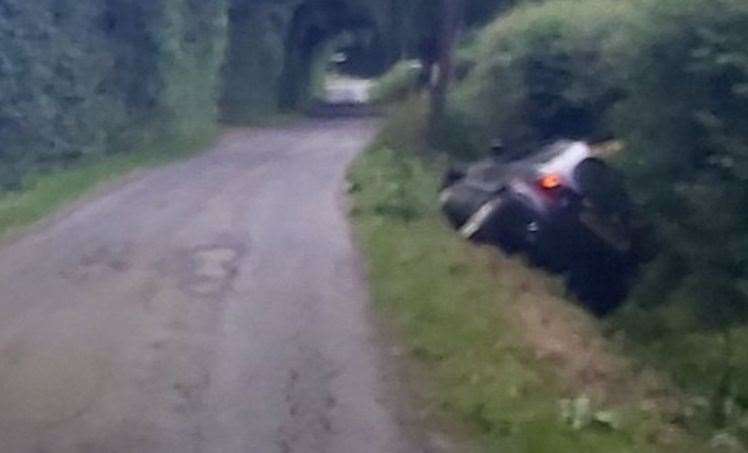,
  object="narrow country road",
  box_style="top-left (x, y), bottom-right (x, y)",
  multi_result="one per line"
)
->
top-left (0, 120), bottom-right (420, 452)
